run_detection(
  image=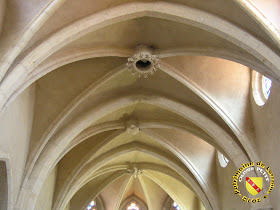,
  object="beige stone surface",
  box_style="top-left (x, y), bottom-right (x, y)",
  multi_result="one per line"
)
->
top-left (0, 85), bottom-right (35, 209)
top-left (0, 1), bottom-right (280, 210)
top-left (34, 167), bottom-right (57, 210)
